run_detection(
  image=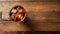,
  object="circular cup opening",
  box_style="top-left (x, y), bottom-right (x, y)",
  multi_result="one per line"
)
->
top-left (9, 5), bottom-right (26, 22)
